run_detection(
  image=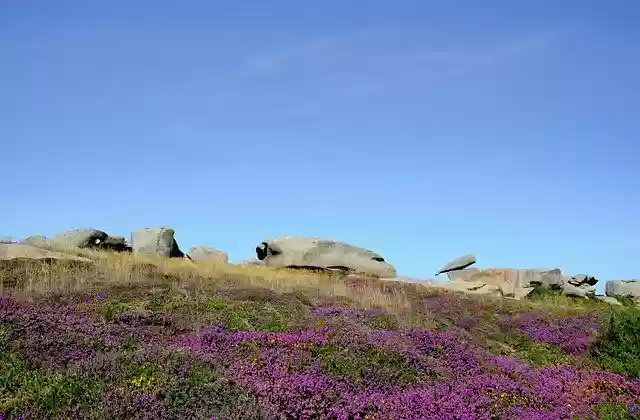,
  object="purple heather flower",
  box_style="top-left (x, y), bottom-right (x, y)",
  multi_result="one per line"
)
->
top-left (502, 311), bottom-right (602, 355)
